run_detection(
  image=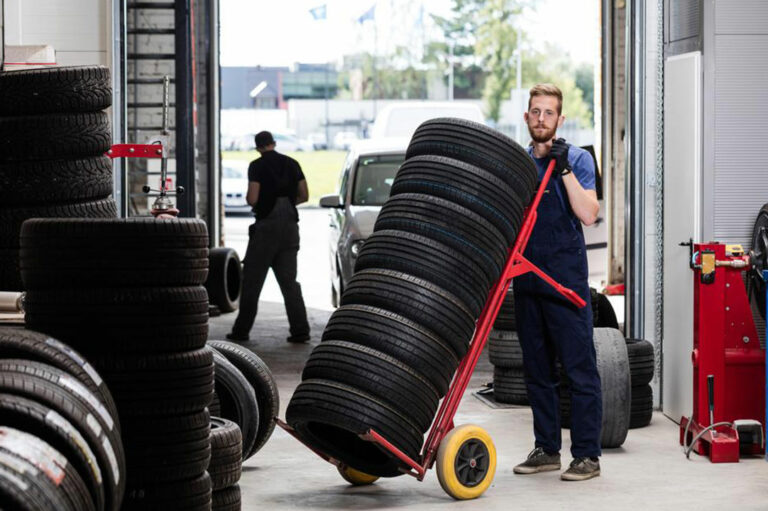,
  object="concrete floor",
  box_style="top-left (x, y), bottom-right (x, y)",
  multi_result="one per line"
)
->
top-left (212, 210), bottom-right (768, 510)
